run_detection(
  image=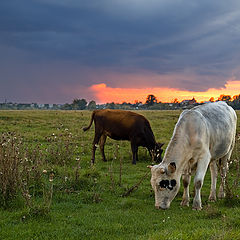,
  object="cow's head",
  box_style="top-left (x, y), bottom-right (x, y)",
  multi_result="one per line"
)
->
top-left (148, 162), bottom-right (180, 209)
top-left (152, 143), bottom-right (164, 163)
